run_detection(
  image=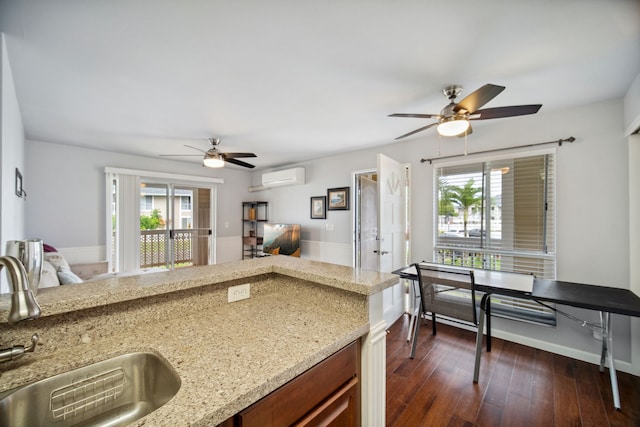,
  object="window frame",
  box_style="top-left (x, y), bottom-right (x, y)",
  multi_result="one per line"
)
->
top-left (432, 148), bottom-right (557, 326)
top-left (180, 195), bottom-right (192, 211)
top-left (140, 195), bottom-right (153, 211)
